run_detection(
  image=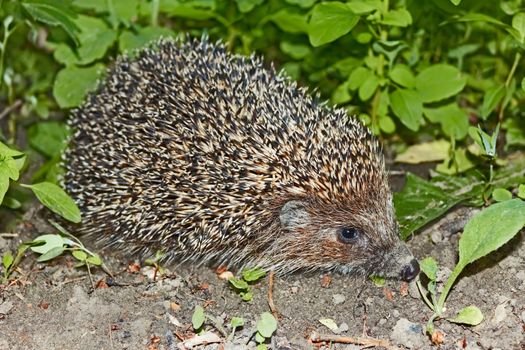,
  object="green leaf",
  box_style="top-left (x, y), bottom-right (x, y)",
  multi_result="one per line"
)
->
top-left (389, 64), bottom-right (415, 88)
top-left (378, 115), bottom-right (395, 133)
top-left (512, 12), bottom-right (525, 42)
top-left (191, 305), bottom-right (205, 330)
top-left (21, 0), bottom-right (80, 44)
top-left (155, 2), bottom-right (217, 20)
top-left (256, 312), bottom-right (278, 338)
top-left (415, 64), bottom-right (466, 103)
top-left (285, 0), bottom-right (315, 8)
top-left (348, 67), bottom-right (371, 90)
top-left (229, 277), bottom-right (249, 290)
top-left (357, 73), bottom-right (378, 101)
top-left (242, 267), bottom-right (266, 282)
top-left (456, 13), bottom-right (521, 41)
top-left (0, 176), bottom-right (8, 206)
top-left (240, 291), bottom-right (253, 301)
top-left (423, 104), bottom-right (469, 140)
top-left (0, 142), bottom-right (24, 158)
top-left (521, 77), bottom-right (525, 92)
top-left (53, 64), bottom-right (104, 108)
top-left (459, 199), bottom-right (525, 266)
top-left (518, 184), bottom-right (525, 199)
top-left (269, 10), bottom-right (308, 33)
top-left (22, 182), bottom-right (81, 223)
top-left (3, 253), bottom-right (14, 270)
top-left (419, 257), bottom-right (438, 281)
top-left (448, 306), bottom-right (484, 326)
top-left (308, 2), bottom-right (359, 47)
top-left (86, 254), bottom-right (102, 265)
top-left (72, 250), bottom-right (88, 261)
top-left (235, 0), bottom-right (264, 13)
top-left (2, 196), bottom-right (22, 209)
top-left (389, 89), bottom-right (423, 131)
top-left (230, 317), bottom-right (245, 328)
top-left (395, 140), bottom-right (449, 164)
top-left (380, 8), bottom-right (412, 27)
top-left (28, 121), bottom-right (69, 158)
top-left (30, 234), bottom-right (67, 254)
top-left (394, 172), bottom-right (487, 239)
top-left (492, 188), bottom-right (513, 202)
top-left (280, 41), bottom-right (310, 59)
top-left (480, 85), bottom-right (505, 120)
top-left (112, 0), bottom-right (139, 26)
top-left (369, 275), bottom-right (385, 286)
top-left (346, 0), bottom-right (380, 14)
top-left (0, 157), bottom-right (20, 181)
top-left (37, 246), bottom-right (66, 262)
top-left (331, 81), bottom-right (352, 105)
top-left (53, 15), bottom-right (116, 66)
top-left (436, 148), bottom-right (476, 175)
top-left (119, 27), bottom-right (173, 53)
